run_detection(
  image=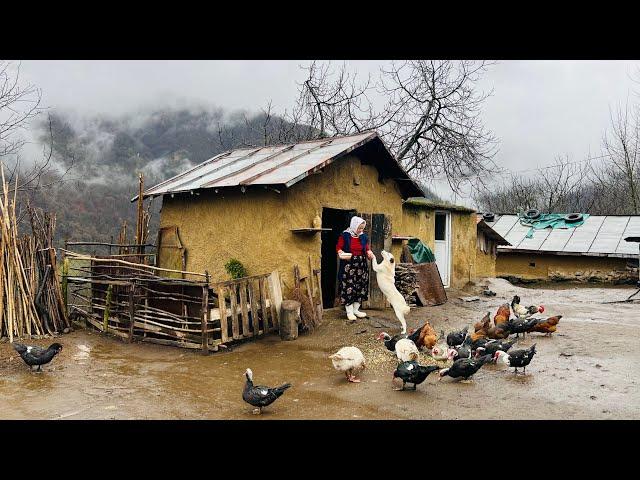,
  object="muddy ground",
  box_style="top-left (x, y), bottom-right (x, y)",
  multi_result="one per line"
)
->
top-left (1, 278), bottom-right (638, 420)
